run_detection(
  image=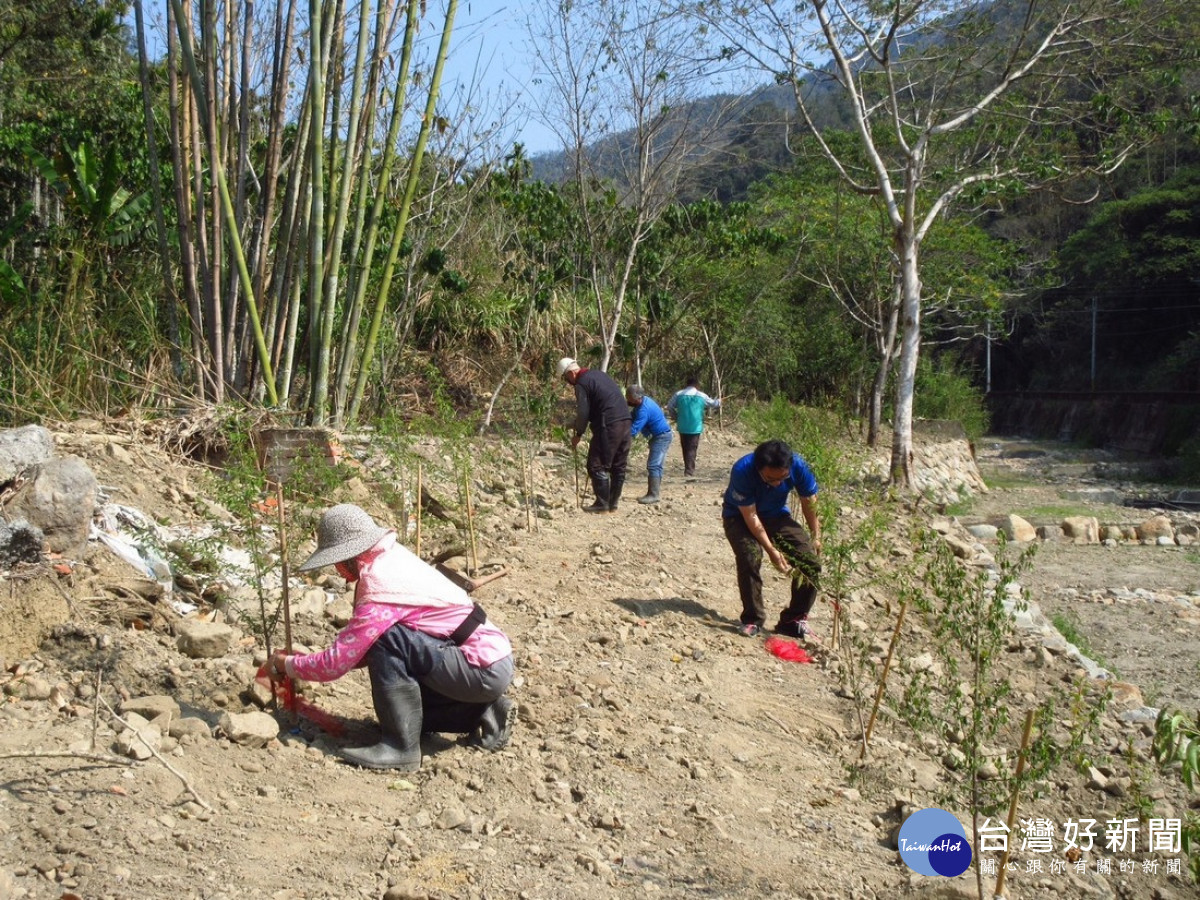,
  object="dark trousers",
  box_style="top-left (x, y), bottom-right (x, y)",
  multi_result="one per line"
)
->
top-left (679, 433), bottom-right (700, 475)
top-left (723, 513), bottom-right (821, 628)
top-left (366, 621), bottom-right (512, 706)
top-left (587, 418), bottom-right (632, 479)
top-left (364, 623), bottom-right (514, 735)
